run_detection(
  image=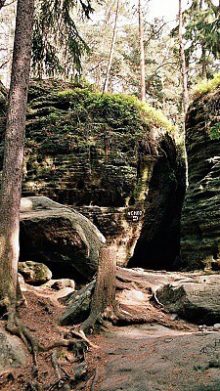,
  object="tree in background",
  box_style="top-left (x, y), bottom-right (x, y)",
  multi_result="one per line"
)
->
top-left (0, 1), bottom-right (16, 86)
top-left (103, 0), bottom-right (120, 92)
top-left (138, 0), bottom-right (146, 101)
top-left (0, 0), bottom-right (101, 83)
top-left (184, 0), bottom-right (220, 80)
top-left (178, 0), bottom-right (189, 115)
top-left (32, 0), bottom-right (102, 78)
top-left (172, 0), bottom-right (220, 84)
